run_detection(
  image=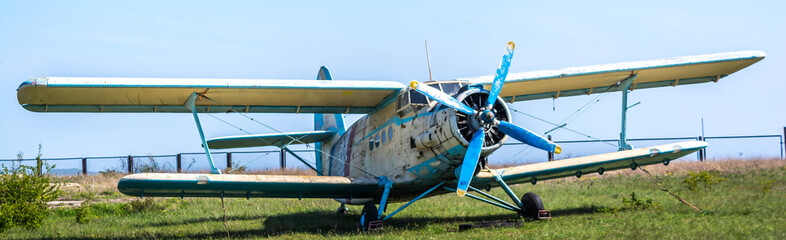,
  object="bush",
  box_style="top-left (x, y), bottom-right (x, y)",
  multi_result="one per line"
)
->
top-left (684, 171), bottom-right (727, 191)
top-left (128, 198), bottom-right (167, 213)
top-left (74, 201), bottom-right (92, 224)
top-left (761, 180), bottom-right (776, 195)
top-left (0, 149), bottom-right (61, 233)
top-left (598, 192), bottom-right (658, 213)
